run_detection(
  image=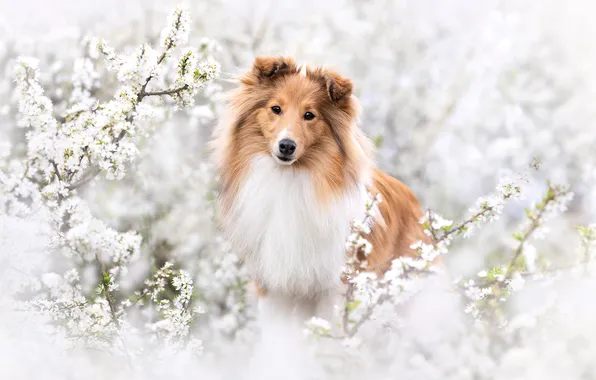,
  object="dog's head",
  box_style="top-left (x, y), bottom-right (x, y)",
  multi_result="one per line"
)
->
top-left (231, 56), bottom-right (358, 166)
